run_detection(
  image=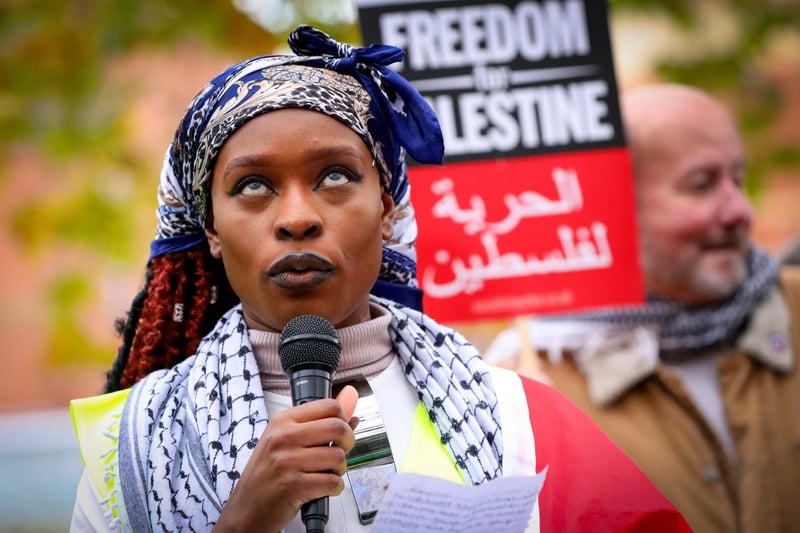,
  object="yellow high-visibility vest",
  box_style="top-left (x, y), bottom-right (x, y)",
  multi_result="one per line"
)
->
top-left (71, 390), bottom-right (464, 527)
